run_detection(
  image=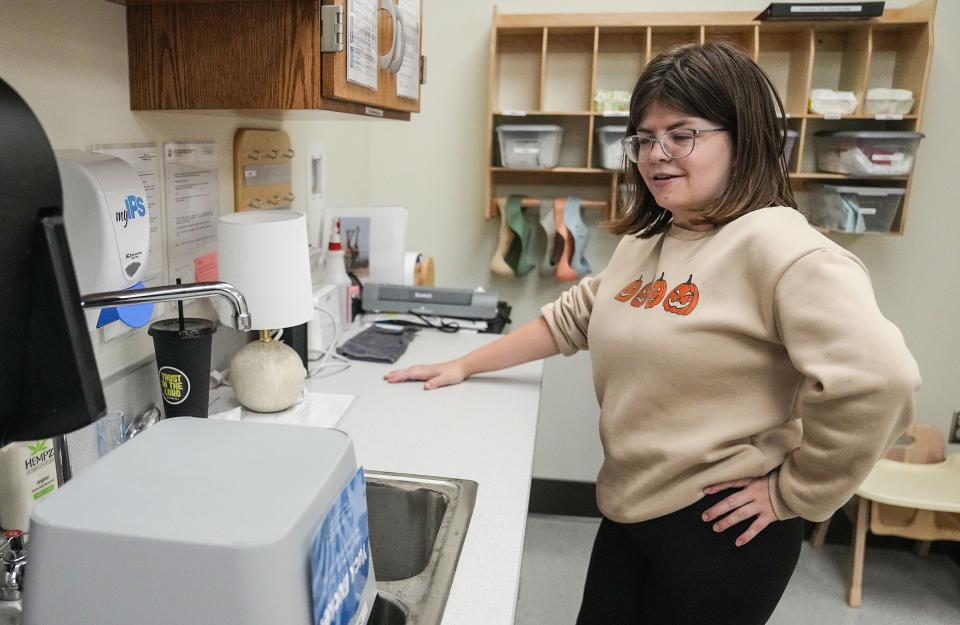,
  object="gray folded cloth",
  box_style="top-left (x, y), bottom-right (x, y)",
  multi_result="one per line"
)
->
top-left (336, 325), bottom-right (419, 364)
